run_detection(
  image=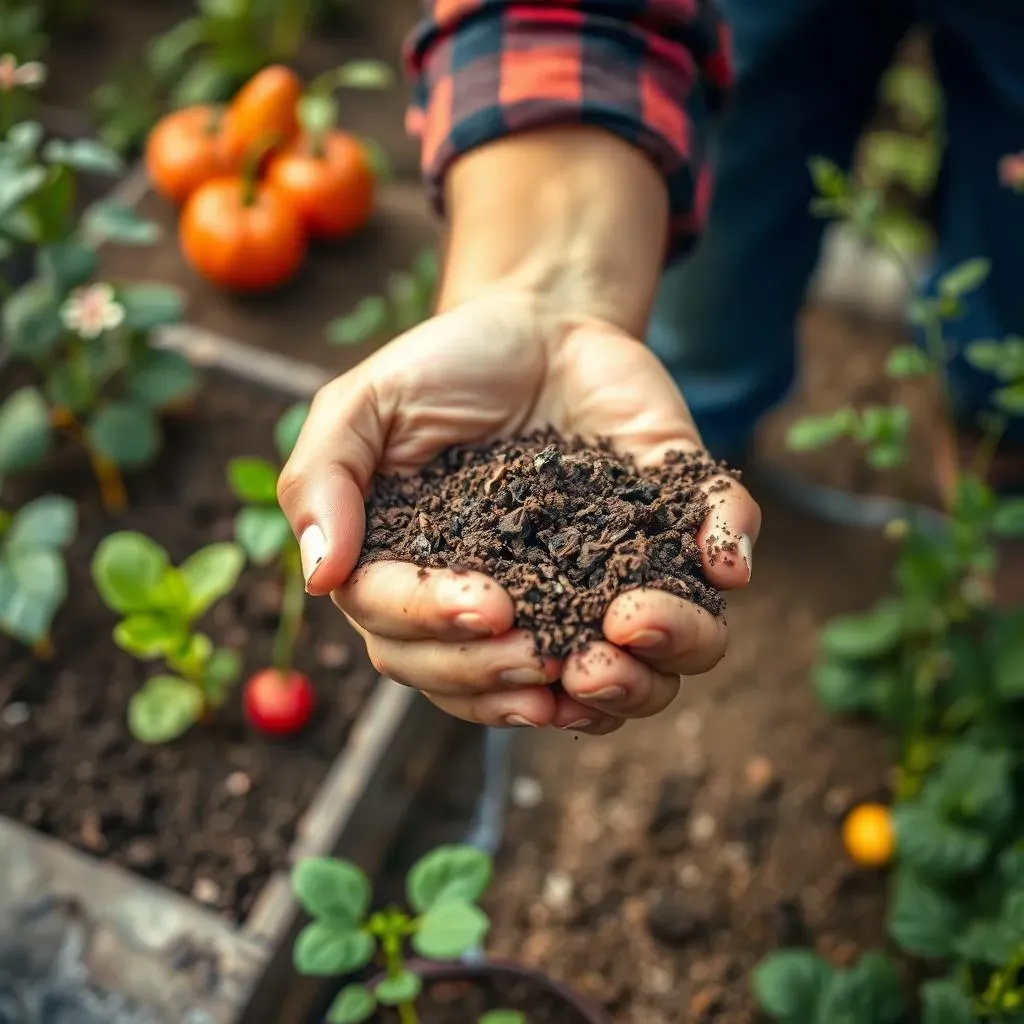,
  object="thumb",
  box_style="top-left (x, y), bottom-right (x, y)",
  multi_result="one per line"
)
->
top-left (276, 374), bottom-right (385, 595)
